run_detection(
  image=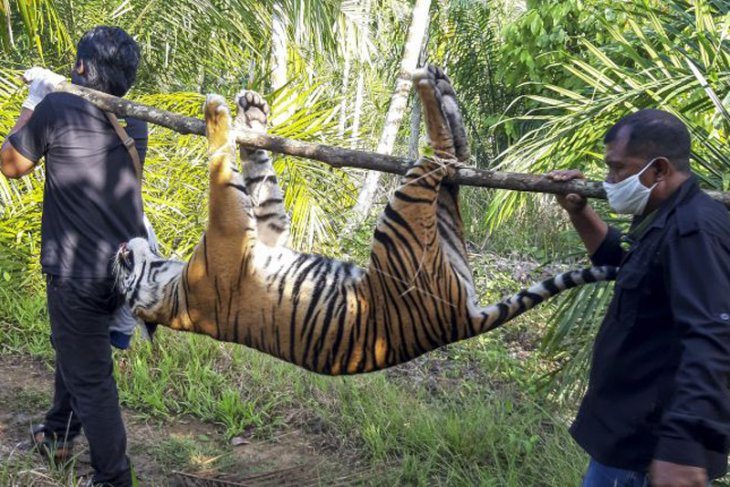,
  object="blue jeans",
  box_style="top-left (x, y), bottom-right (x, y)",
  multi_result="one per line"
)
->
top-left (581, 459), bottom-right (648, 487)
top-left (581, 459), bottom-right (713, 487)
